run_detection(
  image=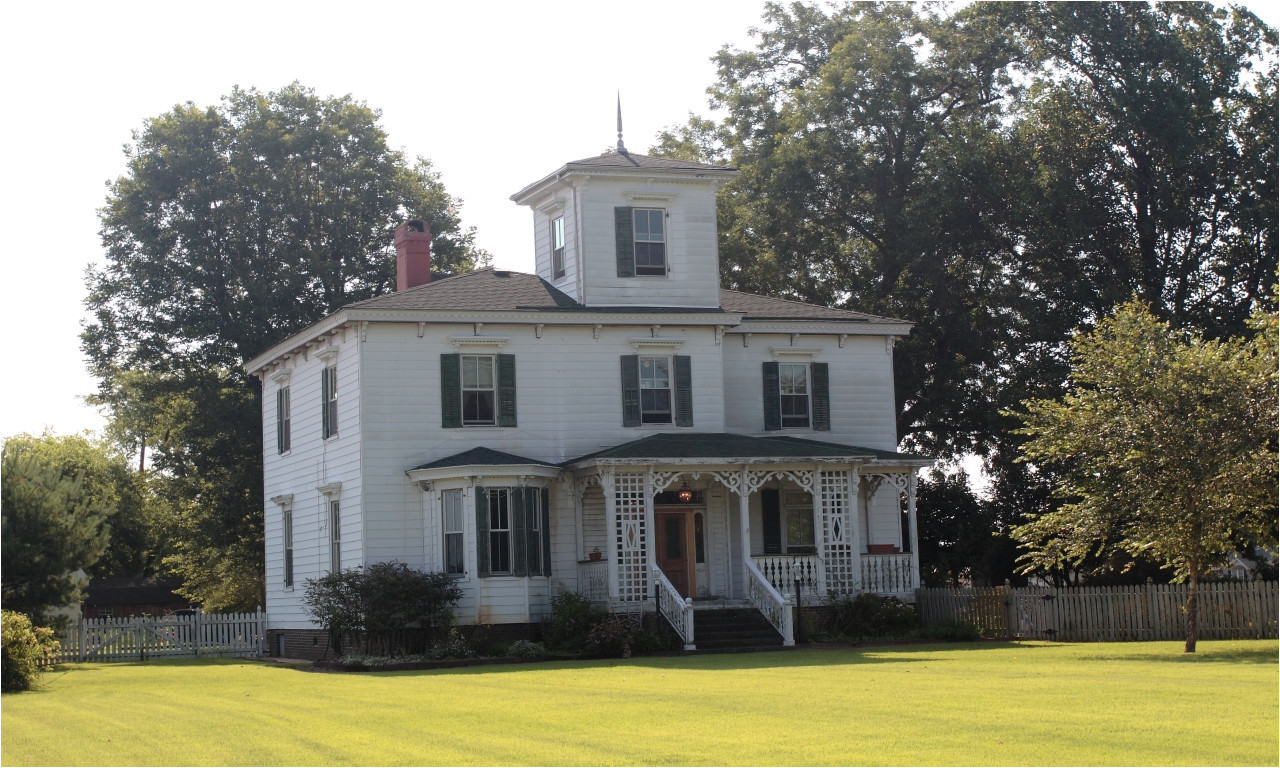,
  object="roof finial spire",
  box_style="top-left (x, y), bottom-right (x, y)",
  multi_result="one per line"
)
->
top-left (616, 92), bottom-right (627, 154)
